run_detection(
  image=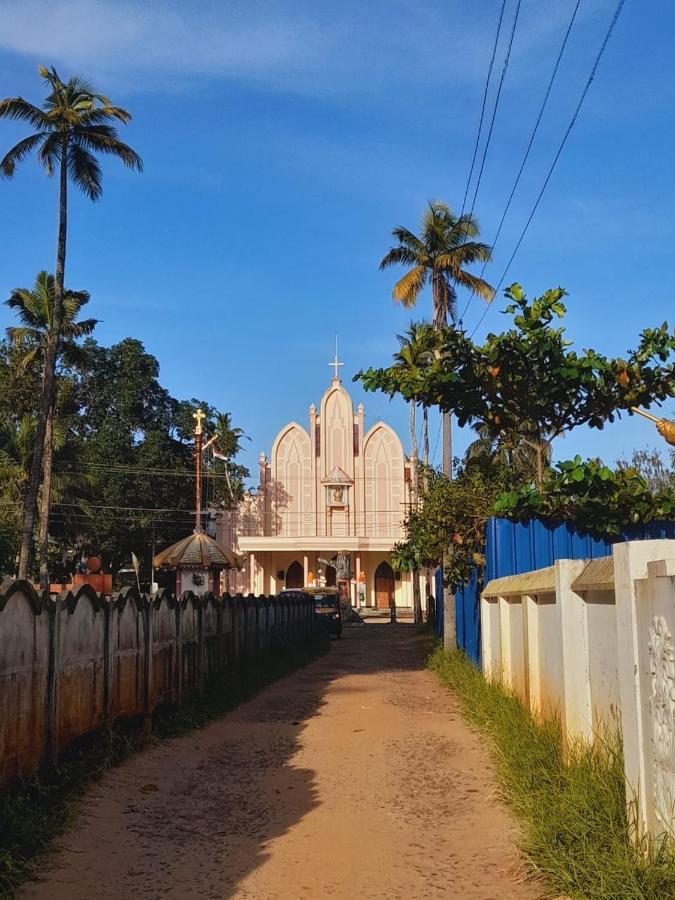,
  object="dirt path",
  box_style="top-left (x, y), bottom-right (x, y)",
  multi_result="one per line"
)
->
top-left (20, 626), bottom-right (540, 899)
